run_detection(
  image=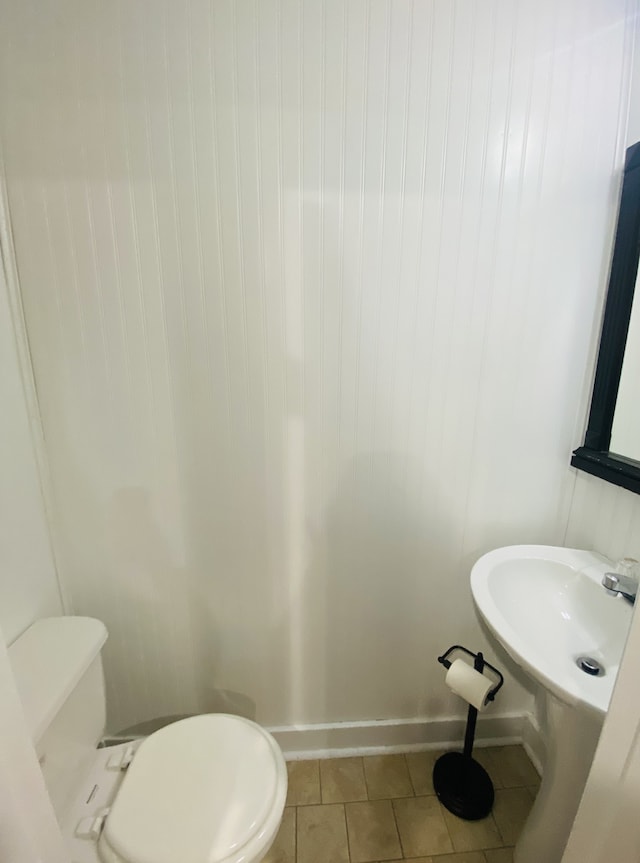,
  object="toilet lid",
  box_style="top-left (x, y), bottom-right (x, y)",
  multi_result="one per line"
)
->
top-left (100, 714), bottom-right (284, 863)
